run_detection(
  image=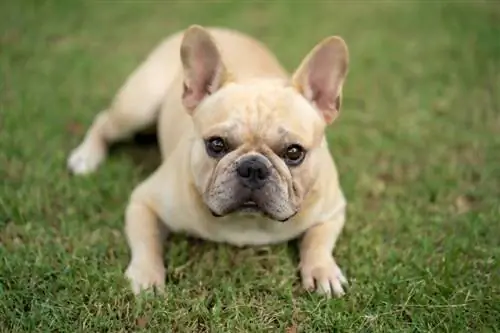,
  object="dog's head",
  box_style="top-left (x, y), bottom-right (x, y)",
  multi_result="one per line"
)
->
top-left (181, 25), bottom-right (349, 222)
